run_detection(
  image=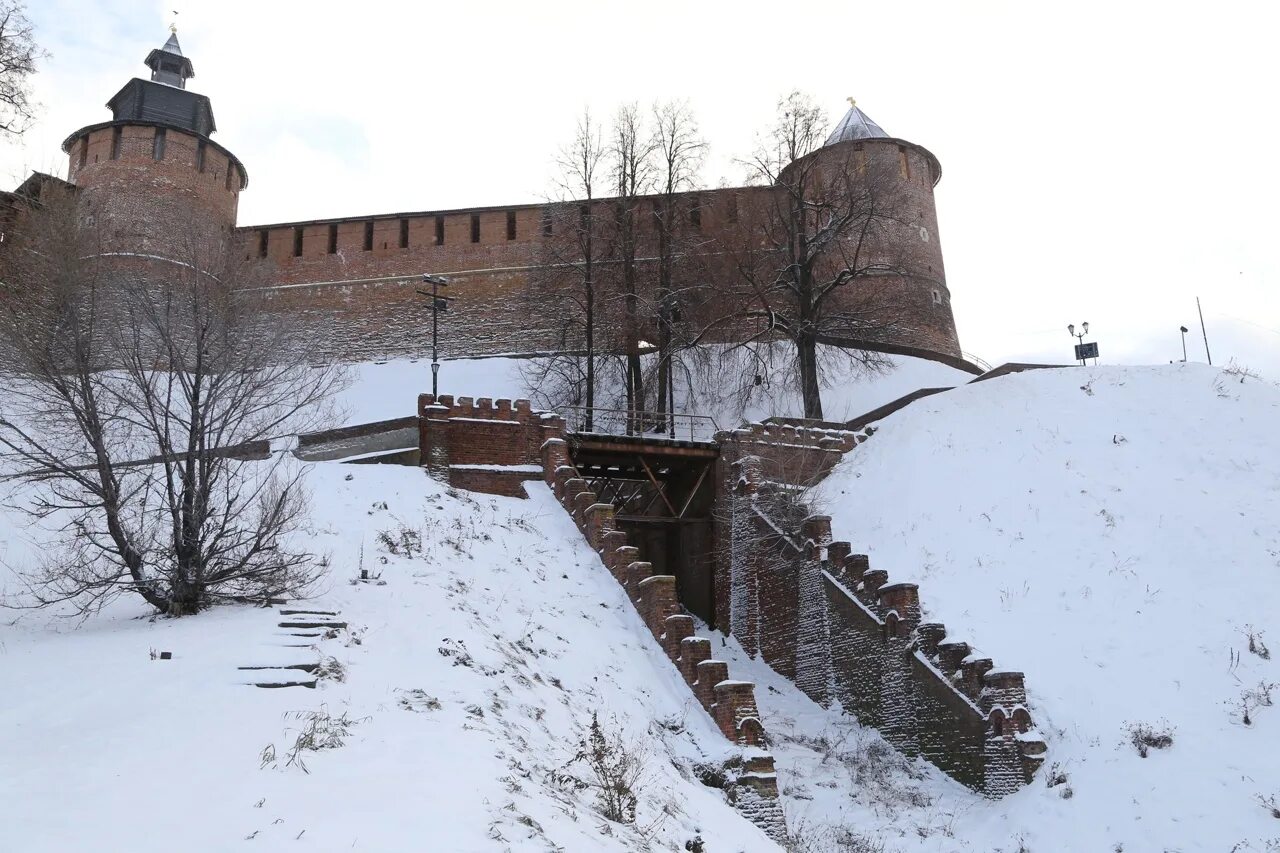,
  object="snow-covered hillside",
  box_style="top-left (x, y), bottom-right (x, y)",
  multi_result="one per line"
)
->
top-left (0, 466), bottom-right (777, 852)
top-left (812, 363), bottom-right (1280, 851)
top-left (5, 361), bottom-right (1275, 851)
